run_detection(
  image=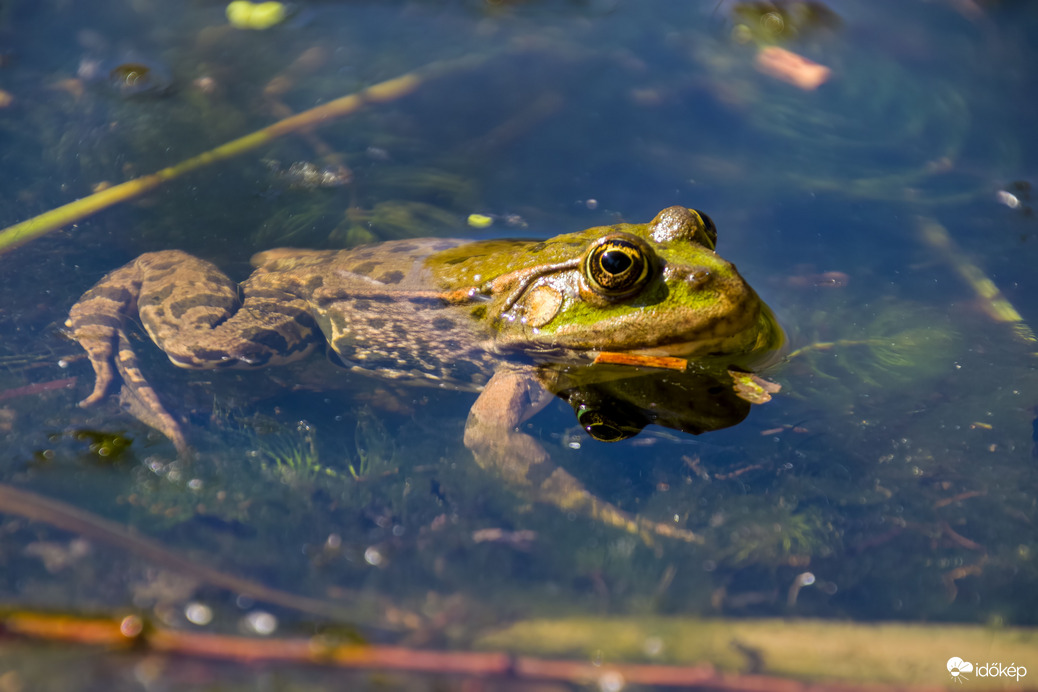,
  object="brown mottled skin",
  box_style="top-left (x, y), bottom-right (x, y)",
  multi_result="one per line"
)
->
top-left (67, 207), bottom-right (781, 543)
